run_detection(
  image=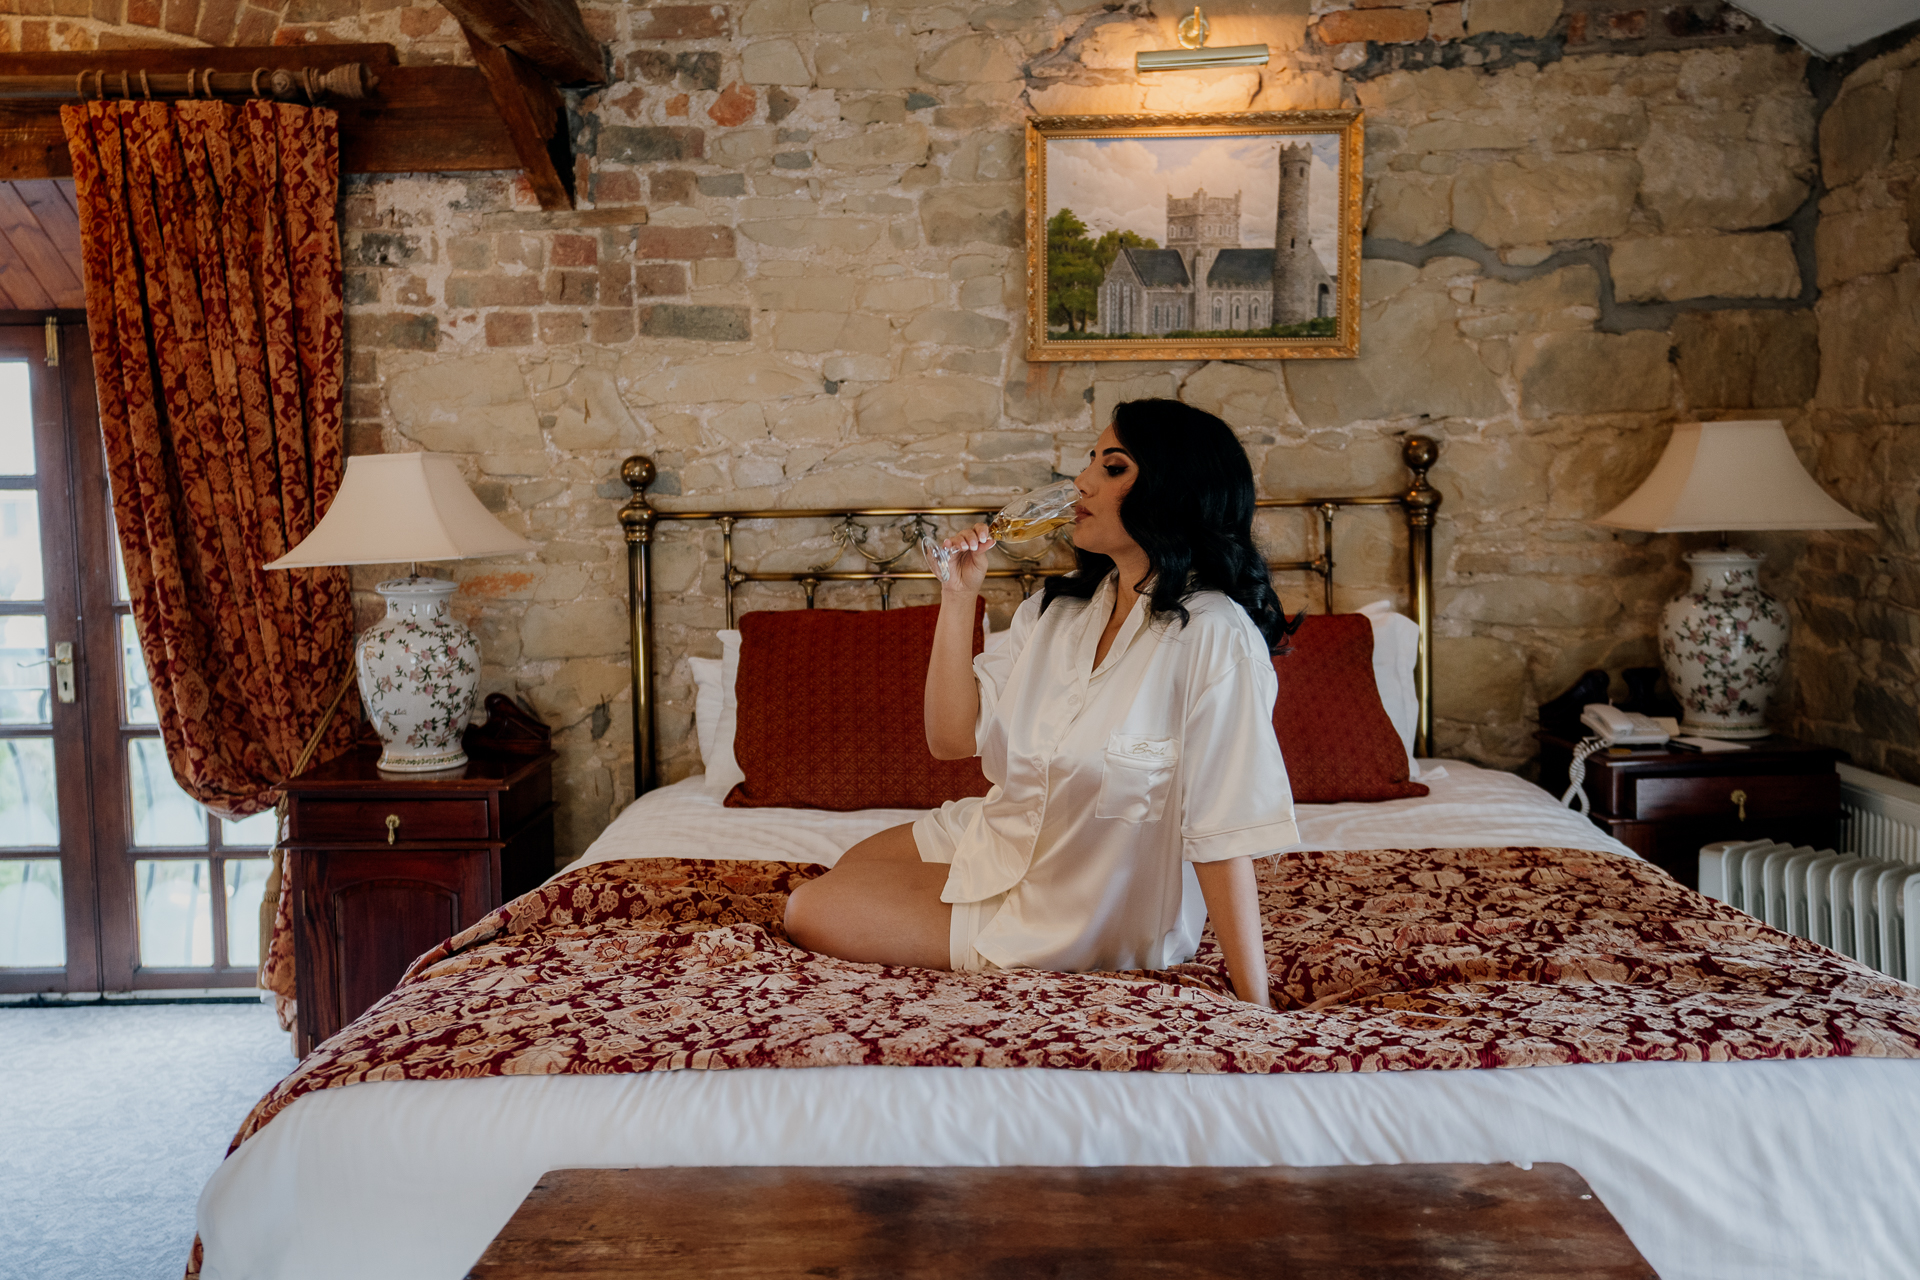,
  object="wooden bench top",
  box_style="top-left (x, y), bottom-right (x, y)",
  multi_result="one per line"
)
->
top-left (467, 1163), bottom-right (1657, 1279)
